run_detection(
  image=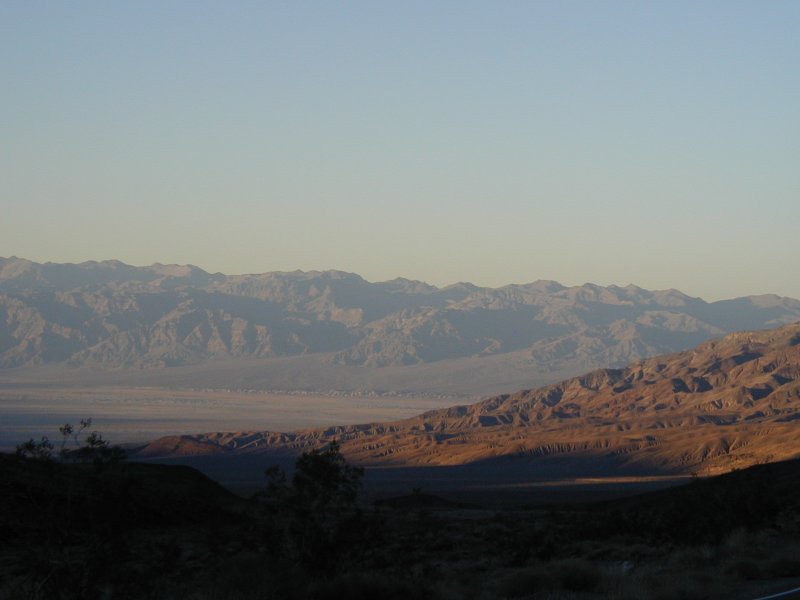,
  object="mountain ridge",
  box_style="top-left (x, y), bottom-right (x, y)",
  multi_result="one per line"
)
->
top-left (2, 257), bottom-right (799, 386)
top-left (136, 322), bottom-right (800, 476)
